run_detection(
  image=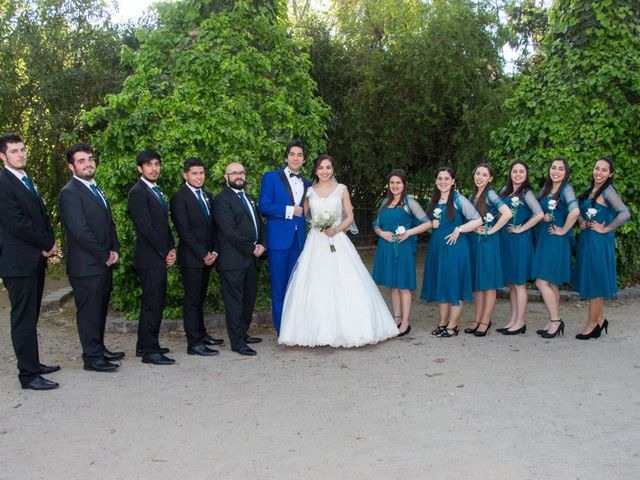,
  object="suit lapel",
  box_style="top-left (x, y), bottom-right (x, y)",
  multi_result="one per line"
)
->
top-left (72, 178), bottom-right (112, 219)
top-left (278, 169), bottom-right (295, 204)
top-left (2, 169), bottom-right (47, 217)
top-left (141, 180), bottom-right (168, 217)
